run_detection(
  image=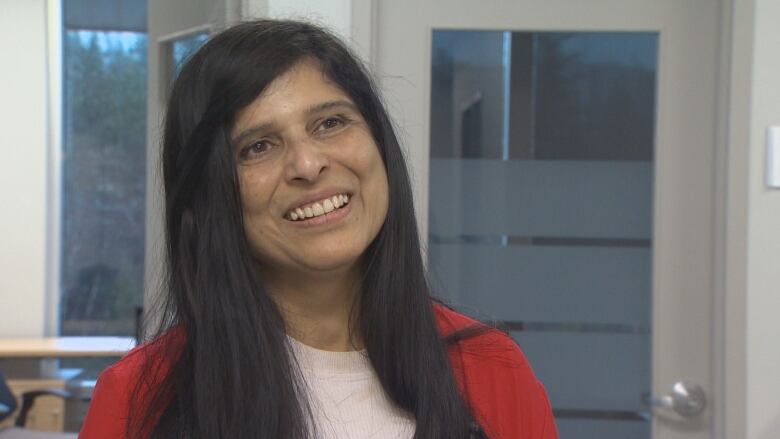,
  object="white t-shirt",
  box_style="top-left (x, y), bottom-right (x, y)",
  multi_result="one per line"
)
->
top-left (287, 336), bottom-right (416, 439)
